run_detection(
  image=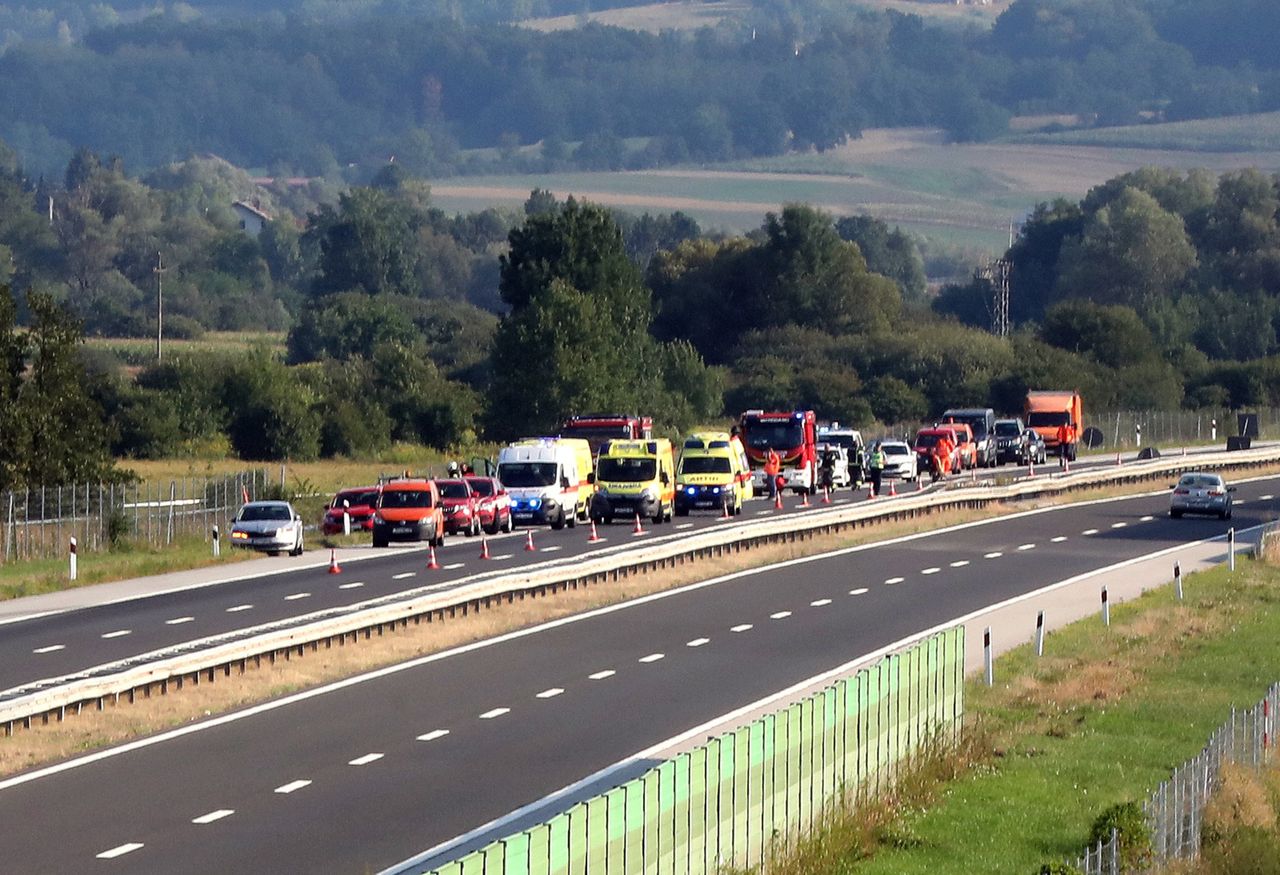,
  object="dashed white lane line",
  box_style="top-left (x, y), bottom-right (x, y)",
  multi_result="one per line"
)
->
top-left (540, 546), bottom-right (562, 553)
top-left (921, 567), bottom-right (941, 575)
top-left (1083, 528), bottom-right (1099, 535)
top-left (348, 753), bottom-right (384, 766)
top-left (97, 843), bottom-right (144, 859)
top-left (676, 523), bottom-right (694, 529)
top-left (284, 592), bottom-right (311, 601)
top-left (417, 730), bottom-right (450, 742)
top-left (984, 552), bottom-right (1003, 559)
top-left (756, 510), bottom-right (772, 516)
top-left (490, 554), bottom-right (514, 561)
top-left (165, 617), bottom-right (194, 625)
top-left (192, 809), bottom-right (234, 825)
top-left (1111, 522), bottom-right (1127, 529)
top-left (770, 611), bottom-right (792, 619)
top-left (442, 563), bottom-right (466, 570)
top-left (810, 598), bottom-right (832, 607)
top-left (949, 560), bottom-right (970, 568)
top-left (274, 780), bottom-right (311, 794)
top-left (392, 572), bottom-right (416, 580)
top-left (1261, 494), bottom-right (1274, 501)
top-left (884, 577), bottom-right (904, 585)
top-left (101, 630), bottom-right (131, 639)
top-left (339, 582), bottom-right (365, 589)
top-left (536, 688), bottom-right (564, 699)
top-left (1140, 516), bottom-right (1155, 522)
top-left (686, 638), bottom-right (710, 647)
top-left (33, 644), bottom-right (64, 654)
top-left (1051, 536), bottom-right (1068, 543)
top-left (588, 670), bottom-right (616, 680)
top-left (479, 708), bottom-right (510, 719)
top-left (730, 624), bottom-right (753, 633)
top-left (638, 653), bottom-right (665, 663)
top-left (1016, 543), bottom-right (1036, 551)
top-left (849, 588), bottom-right (869, 595)
top-left (226, 604), bottom-right (253, 613)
